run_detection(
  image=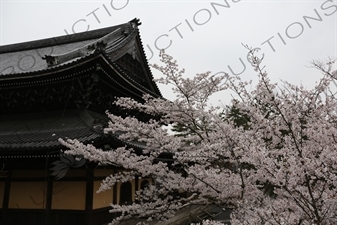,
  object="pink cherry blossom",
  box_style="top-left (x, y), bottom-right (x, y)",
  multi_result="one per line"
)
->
top-left (60, 50), bottom-right (337, 225)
